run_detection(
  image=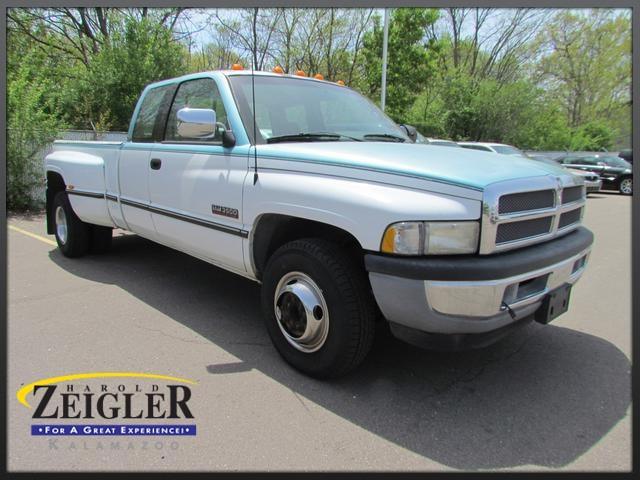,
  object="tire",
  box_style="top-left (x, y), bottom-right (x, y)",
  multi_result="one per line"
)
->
top-left (90, 225), bottom-right (113, 253)
top-left (52, 191), bottom-right (90, 257)
top-left (261, 238), bottom-right (376, 378)
top-left (619, 177), bottom-right (632, 195)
